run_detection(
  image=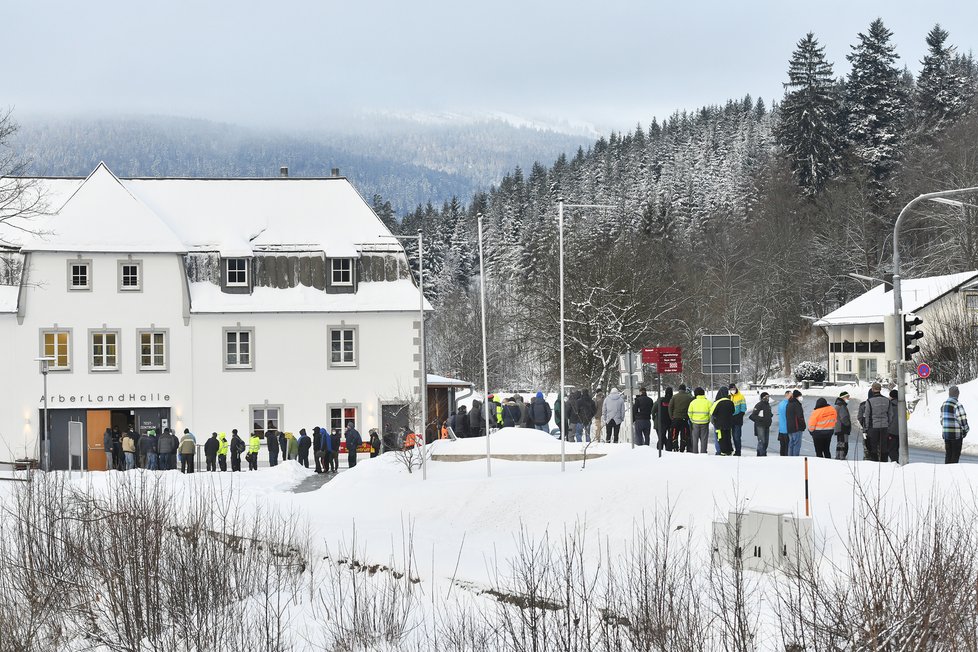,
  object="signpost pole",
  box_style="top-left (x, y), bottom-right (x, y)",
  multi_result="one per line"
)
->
top-left (627, 351), bottom-right (635, 449)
